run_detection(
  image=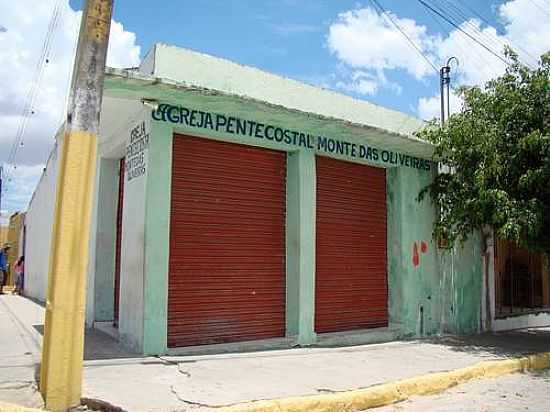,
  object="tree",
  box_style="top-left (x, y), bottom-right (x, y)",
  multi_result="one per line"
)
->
top-left (418, 50), bottom-right (550, 252)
